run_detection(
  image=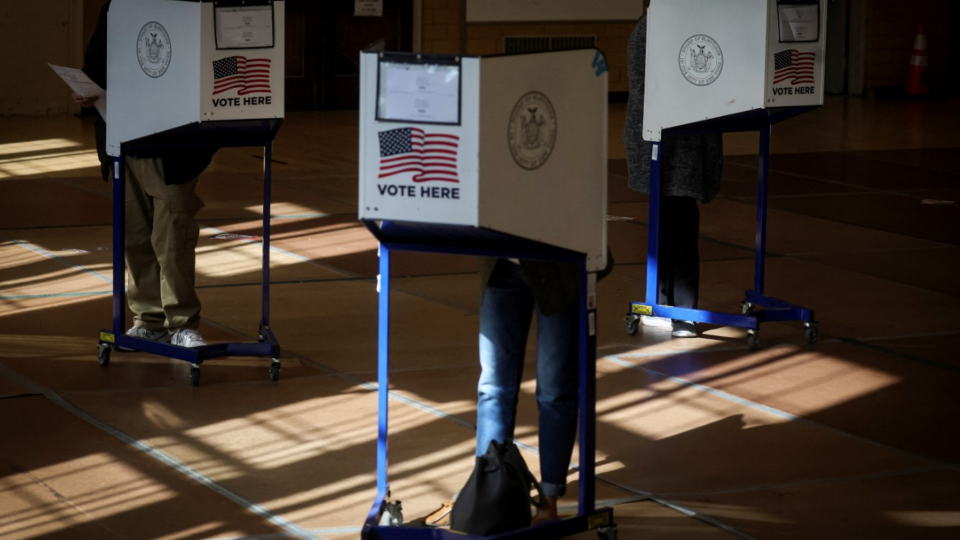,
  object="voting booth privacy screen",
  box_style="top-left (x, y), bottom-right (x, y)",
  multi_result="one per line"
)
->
top-left (359, 50), bottom-right (609, 271)
top-left (107, 0), bottom-right (285, 156)
top-left (643, 0), bottom-right (827, 141)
